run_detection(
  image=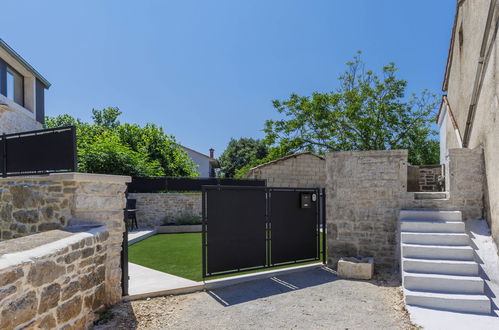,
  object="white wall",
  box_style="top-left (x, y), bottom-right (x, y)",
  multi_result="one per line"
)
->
top-left (0, 94), bottom-right (41, 134)
top-left (439, 109), bottom-right (447, 165)
top-left (183, 148), bottom-right (211, 177)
